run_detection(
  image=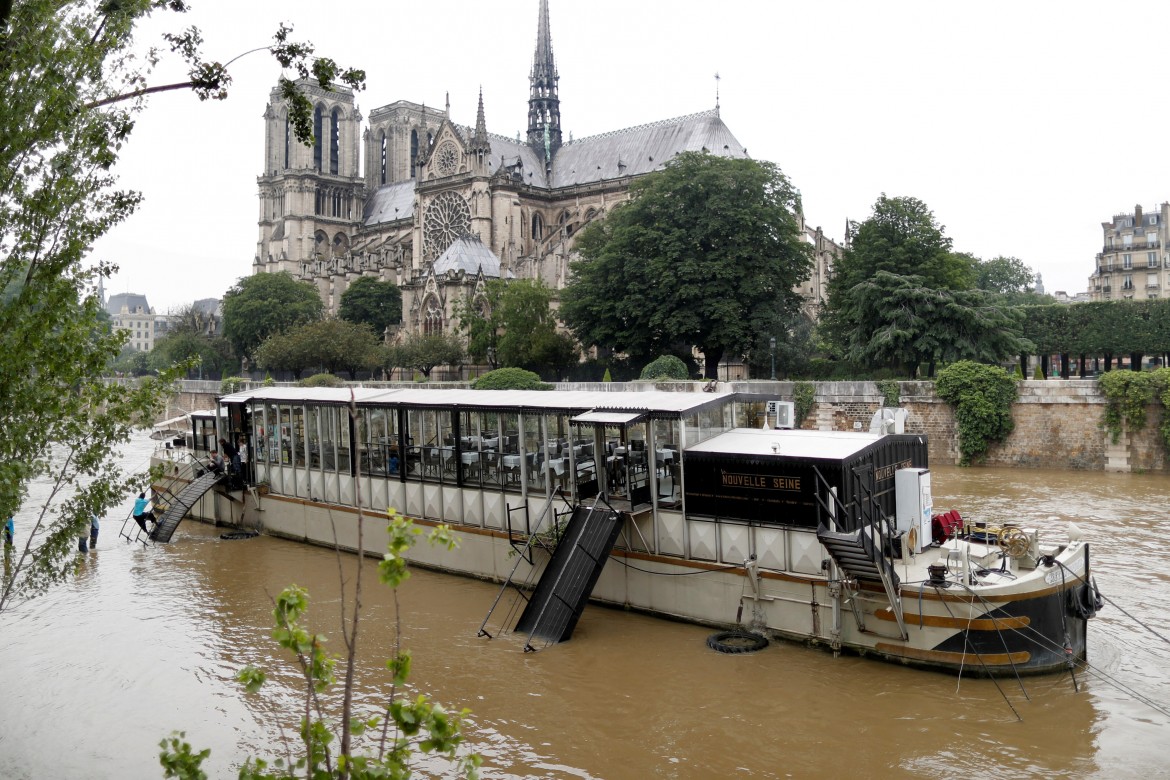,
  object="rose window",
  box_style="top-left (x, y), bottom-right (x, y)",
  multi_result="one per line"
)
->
top-left (423, 191), bottom-right (471, 259)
